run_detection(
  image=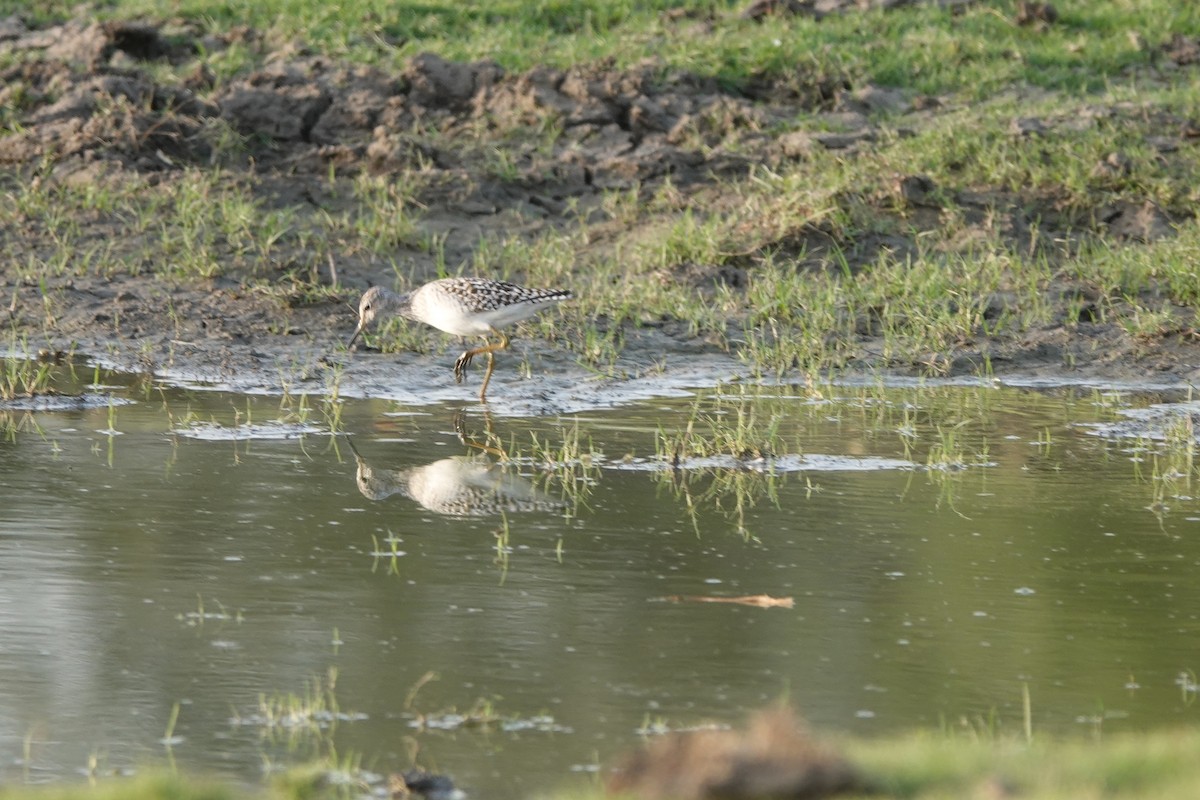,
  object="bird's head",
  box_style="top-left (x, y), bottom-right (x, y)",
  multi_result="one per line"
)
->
top-left (348, 286), bottom-right (407, 348)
